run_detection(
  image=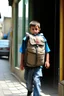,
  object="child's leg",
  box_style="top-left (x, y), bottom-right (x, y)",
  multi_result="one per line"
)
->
top-left (33, 67), bottom-right (42, 96)
top-left (24, 68), bottom-right (34, 94)
top-left (33, 76), bottom-right (41, 96)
